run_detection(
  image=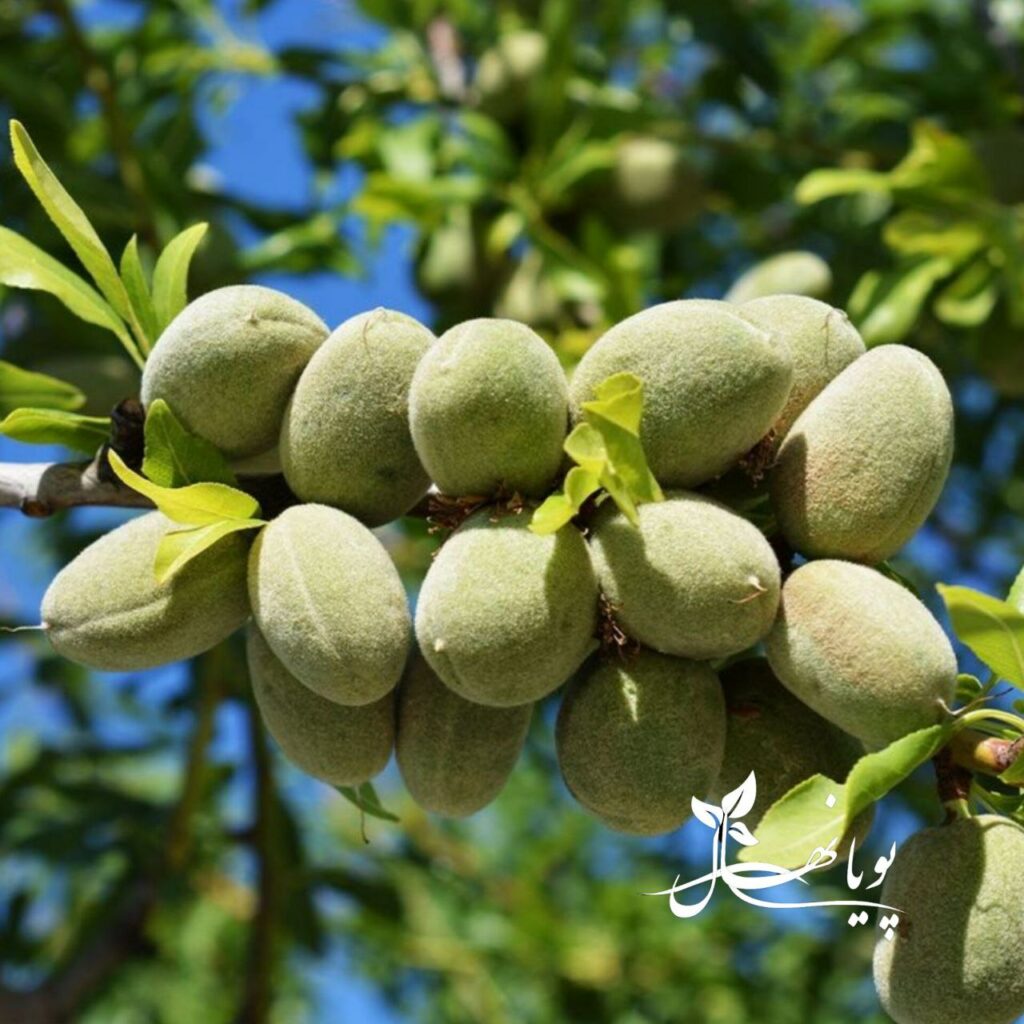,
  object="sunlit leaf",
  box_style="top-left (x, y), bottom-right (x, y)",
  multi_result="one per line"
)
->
top-left (939, 584), bottom-right (1024, 687)
top-left (152, 223), bottom-right (208, 333)
top-left (107, 450), bottom-right (261, 525)
top-left (119, 234), bottom-right (157, 349)
top-left (0, 407), bottom-right (109, 453)
top-left (143, 399), bottom-right (236, 488)
top-left (10, 120), bottom-right (136, 326)
top-left (848, 257), bottom-right (954, 346)
top-left (0, 226), bottom-right (141, 368)
top-left (742, 724), bottom-right (950, 868)
top-left (154, 519), bottom-right (262, 583)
